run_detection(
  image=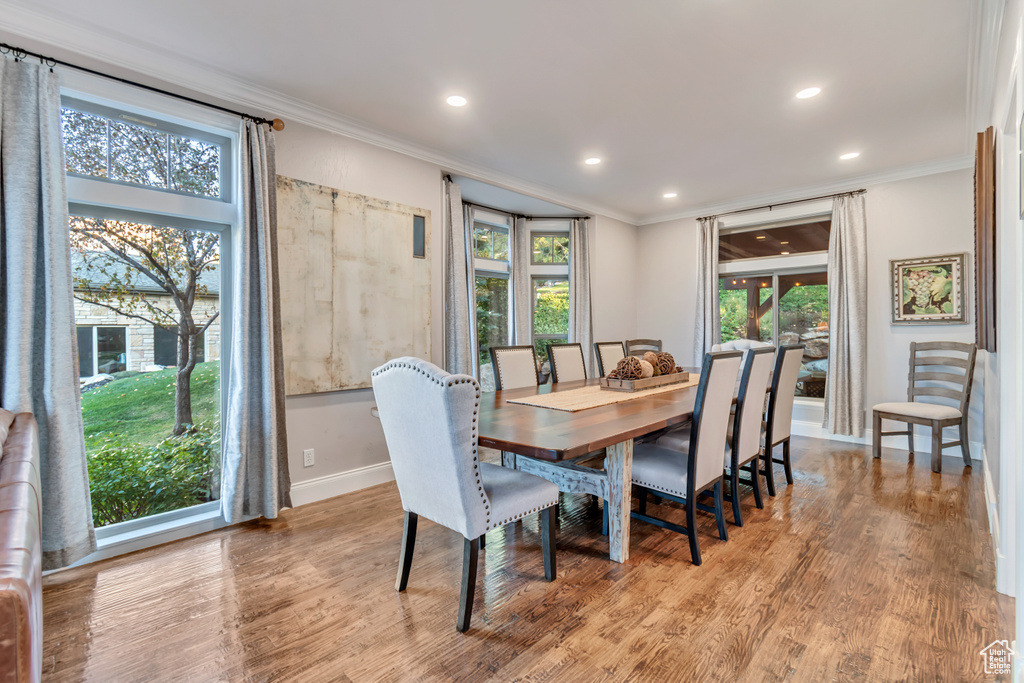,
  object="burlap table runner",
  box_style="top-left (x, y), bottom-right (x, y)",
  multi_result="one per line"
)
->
top-left (506, 376), bottom-right (700, 412)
